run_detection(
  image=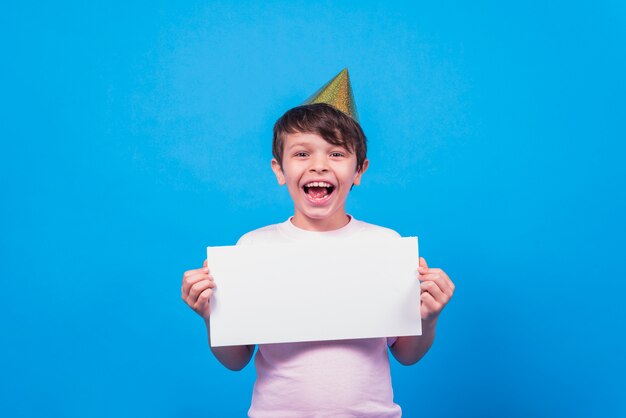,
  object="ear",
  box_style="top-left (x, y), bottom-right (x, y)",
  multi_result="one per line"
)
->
top-left (352, 159), bottom-right (369, 186)
top-left (271, 159), bottom-right (286, 186)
